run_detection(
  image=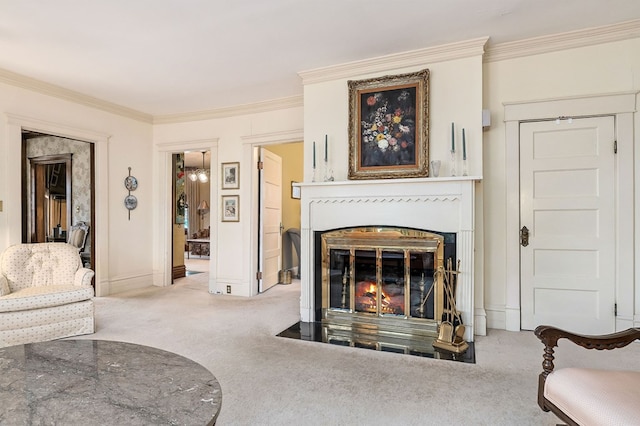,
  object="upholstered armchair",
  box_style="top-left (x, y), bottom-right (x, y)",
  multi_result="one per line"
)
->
top-left (0, 243), bottom-right (95, 348)
top-left (535, 325), bottom-right (640, 425)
